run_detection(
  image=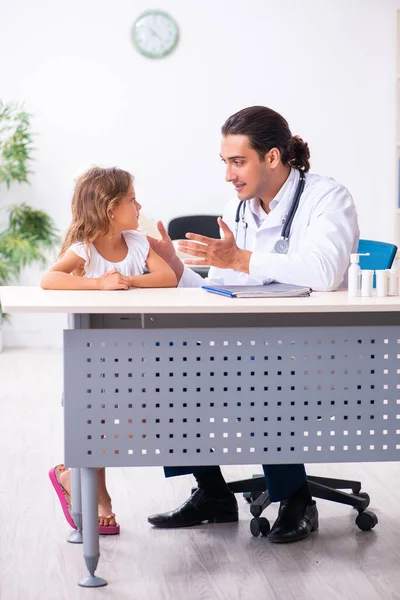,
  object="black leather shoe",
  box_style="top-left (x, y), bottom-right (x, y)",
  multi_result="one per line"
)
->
top-left (267, 498), bottom-right (318, 543)
top-left (148, 488), bottom-right (239, 528)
